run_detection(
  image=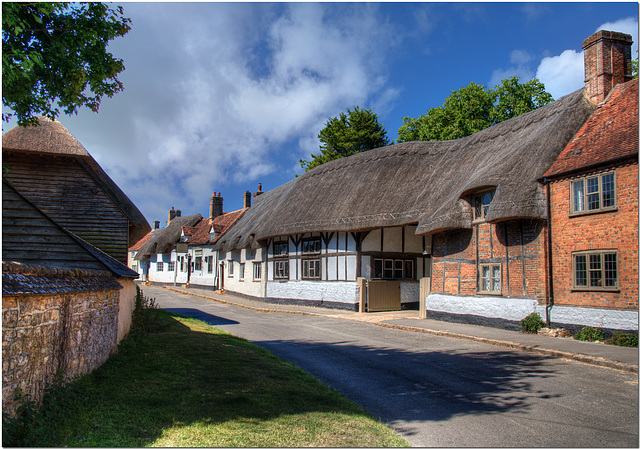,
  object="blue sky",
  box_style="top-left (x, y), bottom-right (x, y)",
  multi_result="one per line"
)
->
top-left (3, 2), bottom-right (638, 226)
